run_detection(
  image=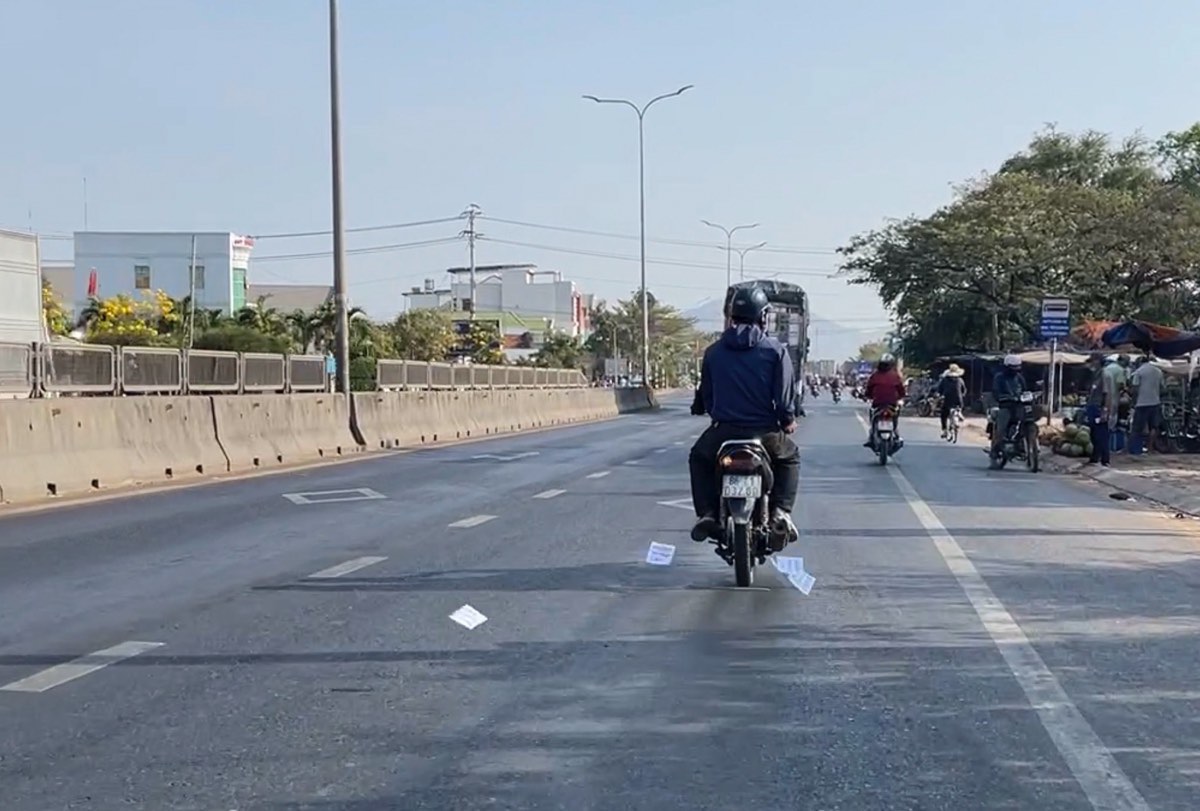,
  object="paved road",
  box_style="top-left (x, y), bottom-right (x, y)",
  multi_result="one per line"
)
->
top-left (1, 395), bottom-right (1198, 810)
